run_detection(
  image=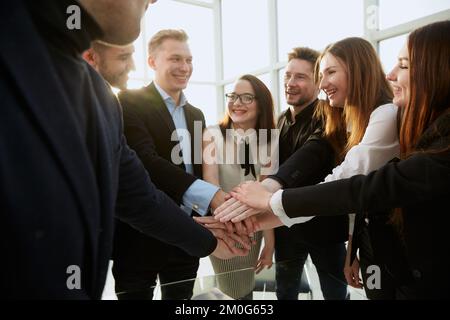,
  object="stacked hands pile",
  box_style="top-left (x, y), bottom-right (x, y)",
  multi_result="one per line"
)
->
top-left (195, 181), bottom-right (281, 268)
